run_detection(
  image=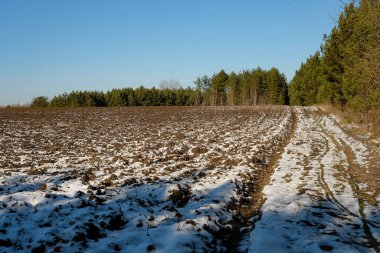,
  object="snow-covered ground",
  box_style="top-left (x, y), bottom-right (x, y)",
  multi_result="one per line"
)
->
top-left (244, 107), bottom-right (380, 253)
top-left (1, 106), bottom-right (379, 253)
top-left (0, 106), bottom-right (292, 252)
